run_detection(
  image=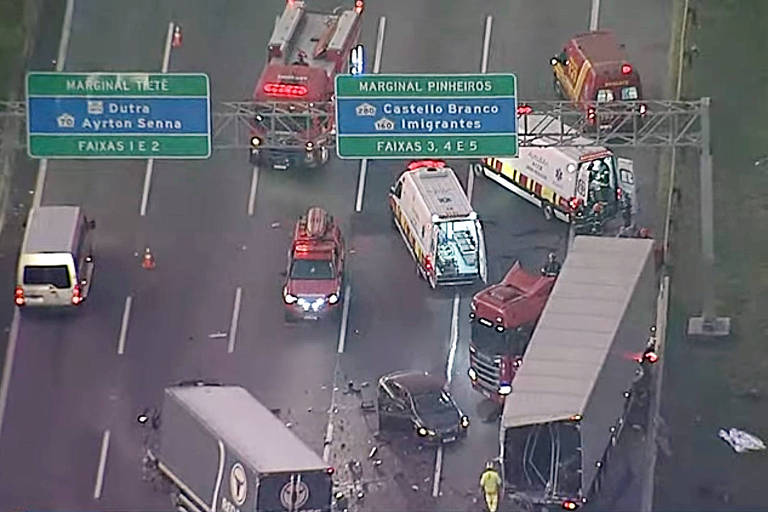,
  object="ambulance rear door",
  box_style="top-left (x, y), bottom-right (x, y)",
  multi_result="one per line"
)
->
top-left (617, 157), bottom-right (638, 215)
top-left (476, 220), bottom-right (488, 283)
top-left (575, 163), bottom-right (590, 206)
